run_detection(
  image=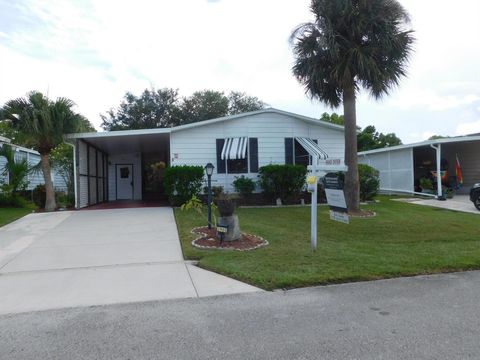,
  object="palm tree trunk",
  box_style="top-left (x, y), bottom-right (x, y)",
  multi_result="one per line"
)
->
top-left (40, 154), bottom-right (56, 212)
top-left (343, 85), bottom-right (360, 213)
